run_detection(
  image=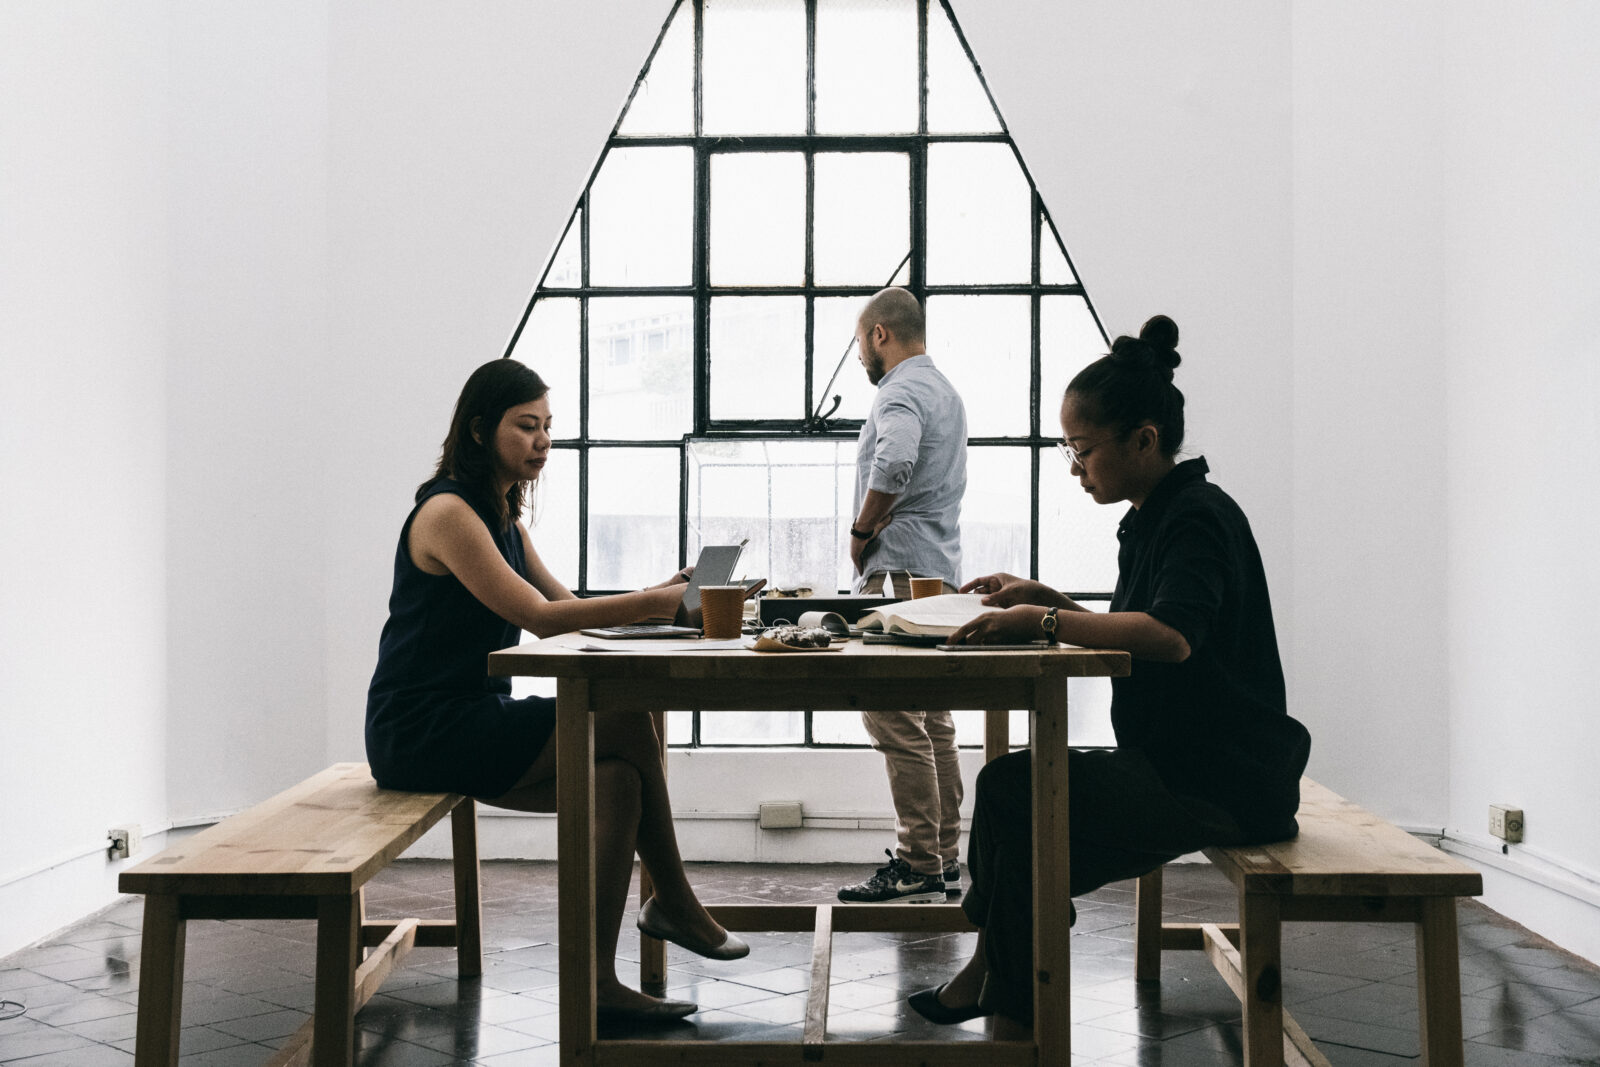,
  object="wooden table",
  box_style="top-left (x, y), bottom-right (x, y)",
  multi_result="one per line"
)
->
top-left (488, 632), bottom-right (1129, 1066)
